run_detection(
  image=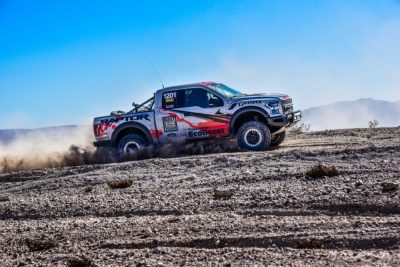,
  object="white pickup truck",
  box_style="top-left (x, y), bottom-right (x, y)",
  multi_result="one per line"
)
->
top-left (93, 82), bottom-right (301, 154)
